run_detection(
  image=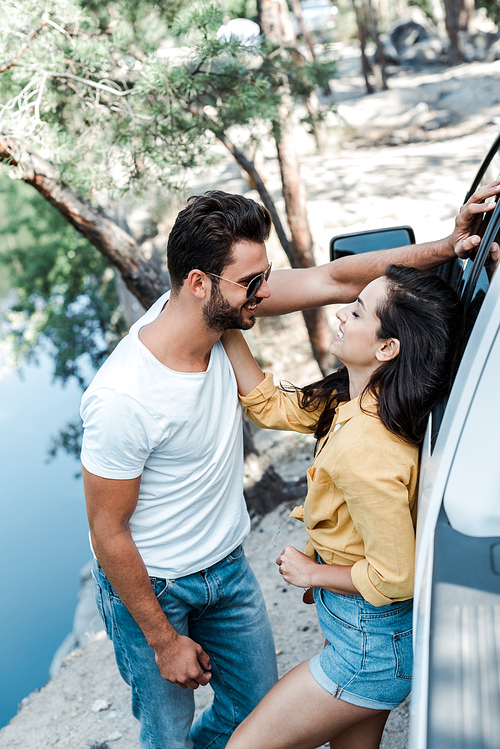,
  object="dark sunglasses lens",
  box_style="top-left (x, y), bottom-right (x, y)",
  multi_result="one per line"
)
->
top-left (246, 276), bottom-right (262, 299)
top-left (246, 265), bottom-right (271, 299)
